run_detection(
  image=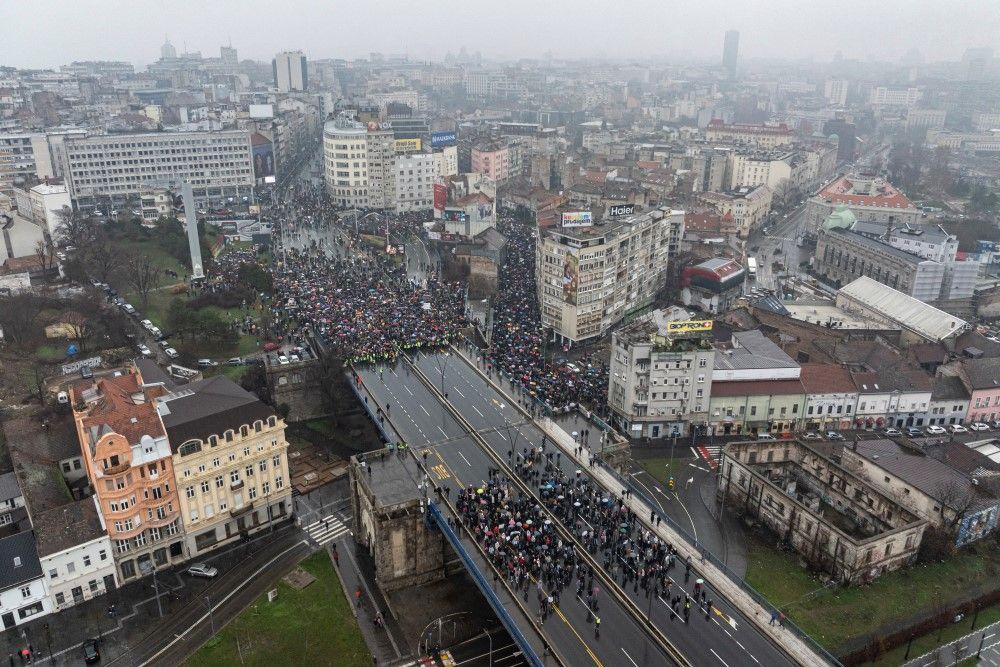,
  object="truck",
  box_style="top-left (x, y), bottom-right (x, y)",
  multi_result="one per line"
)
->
top-left (746, 256), bottom-right (758, 278)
